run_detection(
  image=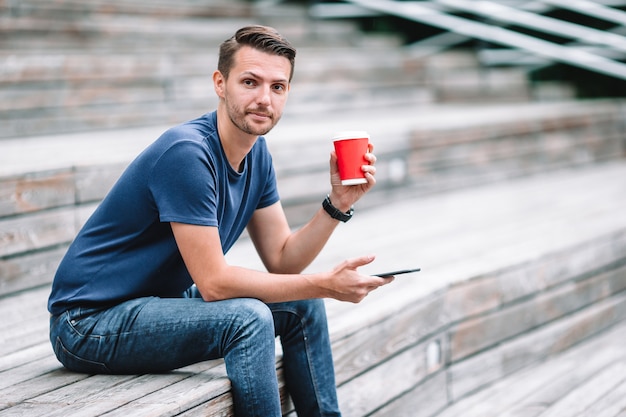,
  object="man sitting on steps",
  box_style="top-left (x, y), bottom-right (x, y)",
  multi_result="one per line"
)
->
top-left (47, 25), bottom-right (393, 417)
